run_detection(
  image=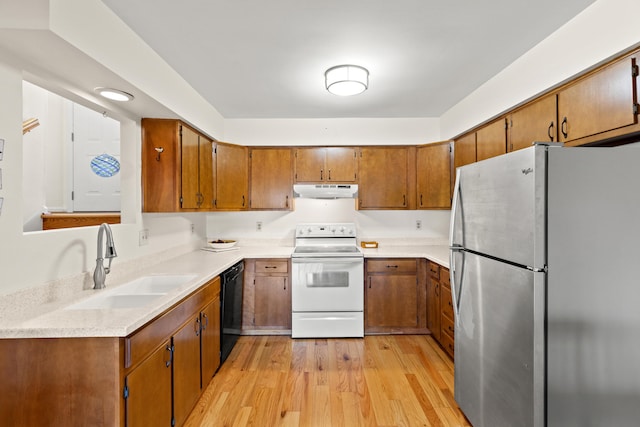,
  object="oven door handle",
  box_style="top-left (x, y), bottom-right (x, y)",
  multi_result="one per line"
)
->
top-left (291, 257), bottom-right (364, 264)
